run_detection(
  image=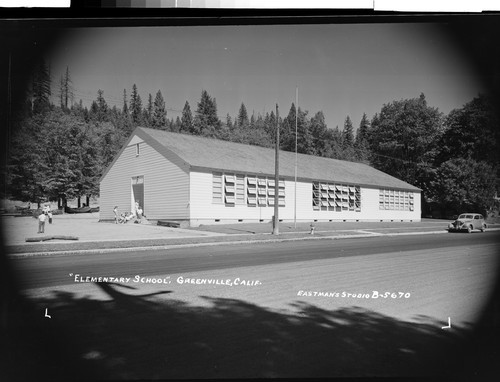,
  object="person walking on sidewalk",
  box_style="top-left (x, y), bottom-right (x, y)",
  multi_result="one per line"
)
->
top-left (114, 206), bottom-right (119, 224)
top-left (38, 212), bottom-right (47, 234)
